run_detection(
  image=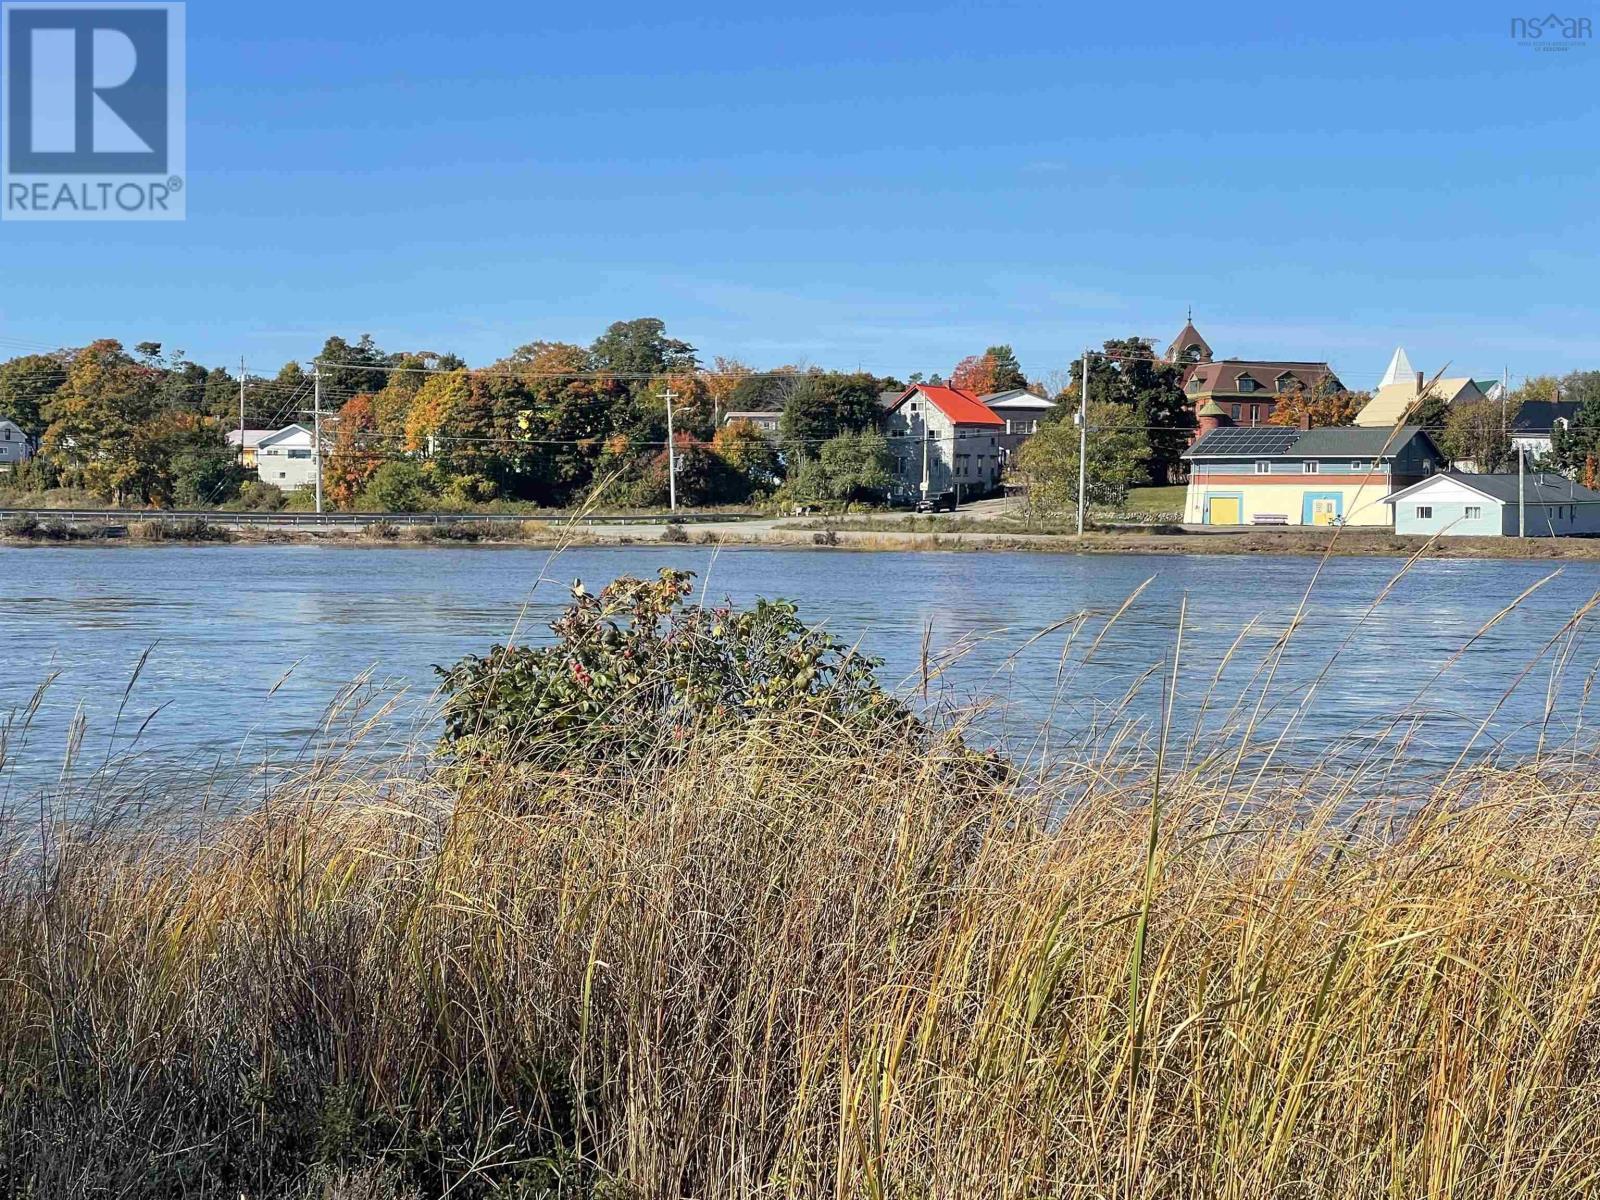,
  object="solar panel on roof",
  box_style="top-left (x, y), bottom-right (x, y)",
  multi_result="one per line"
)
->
top-left (1189, 426), bottom-right (1297, 455)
